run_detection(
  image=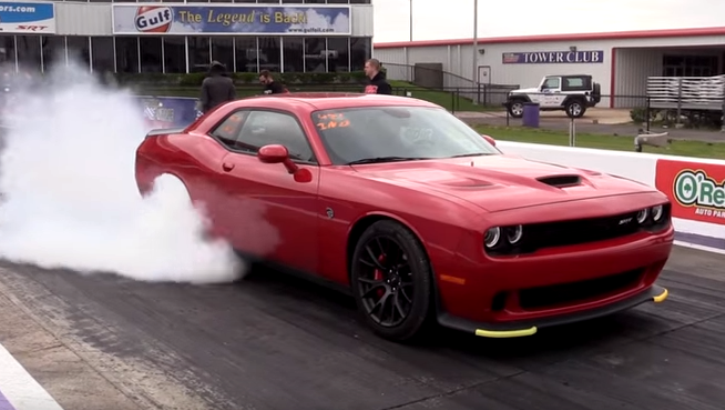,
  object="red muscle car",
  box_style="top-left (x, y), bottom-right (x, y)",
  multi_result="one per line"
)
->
top-left (134, 93), bottom-right (673, 342)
